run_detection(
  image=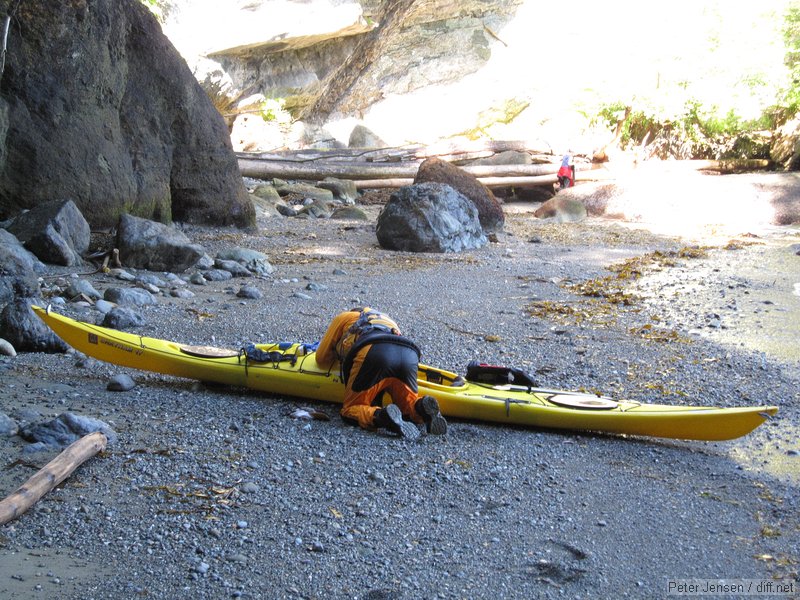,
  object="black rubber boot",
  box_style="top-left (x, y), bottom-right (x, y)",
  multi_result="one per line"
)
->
top-left (415, 395), bottom-right (448, 435)
top-left (373, 404), bottom-right (420, 440)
